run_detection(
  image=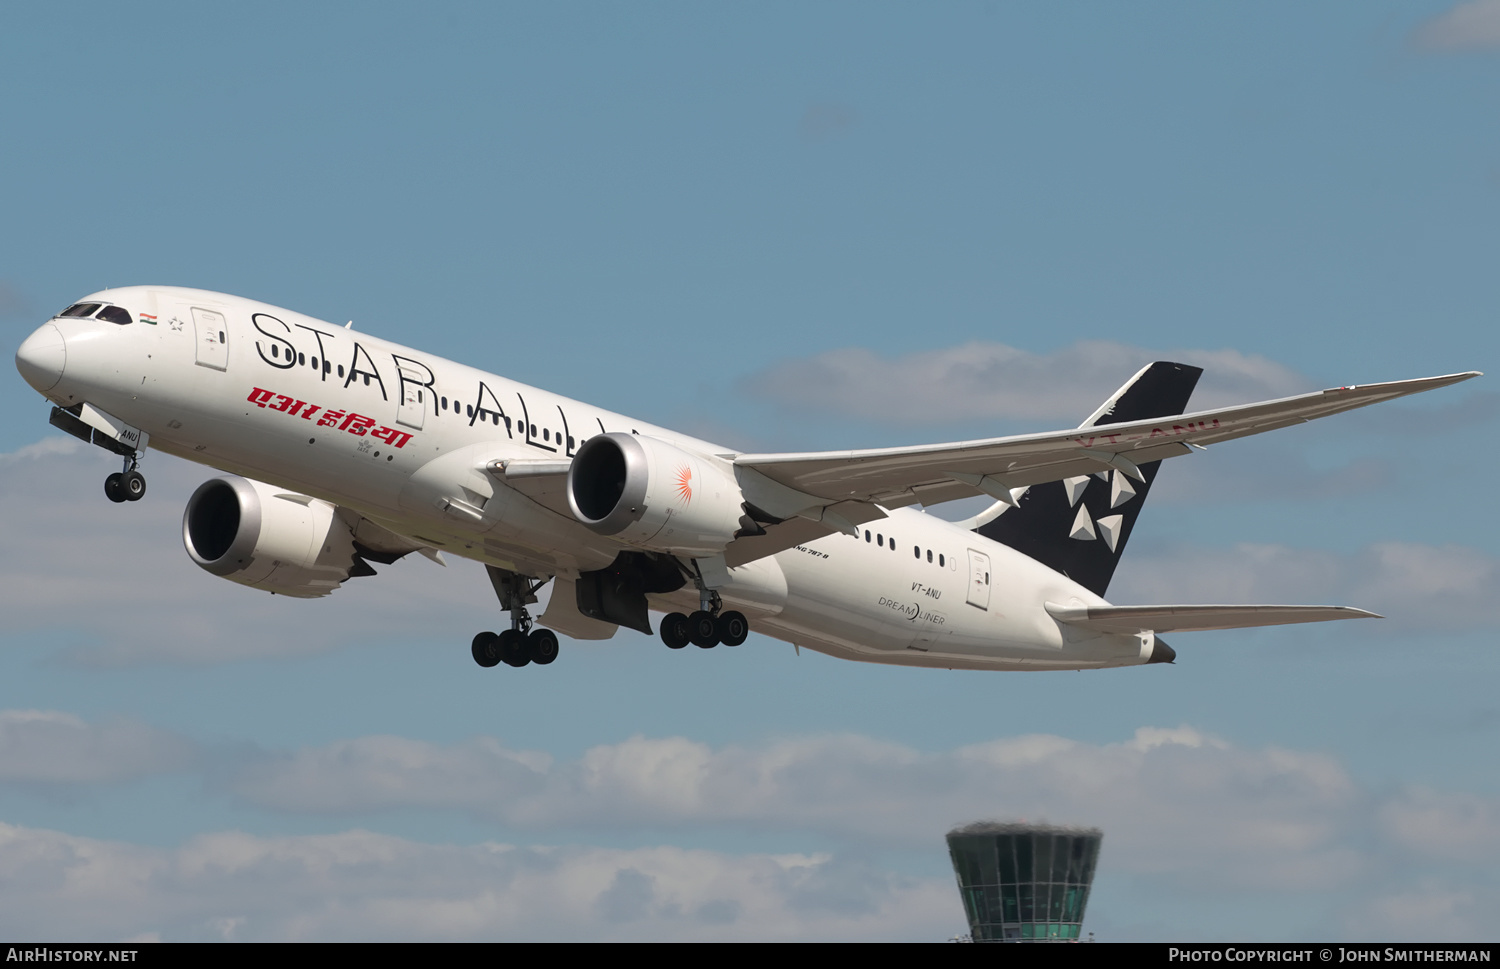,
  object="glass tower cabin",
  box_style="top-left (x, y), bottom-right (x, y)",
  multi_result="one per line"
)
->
top-left (946, 822), bottom-right (1102, 942)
